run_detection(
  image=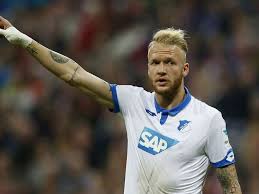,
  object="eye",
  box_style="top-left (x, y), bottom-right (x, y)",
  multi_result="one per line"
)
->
top-left (165, 59), bottom-right (175, 65)
top-left (150, 60), bottom-right (160, 65)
